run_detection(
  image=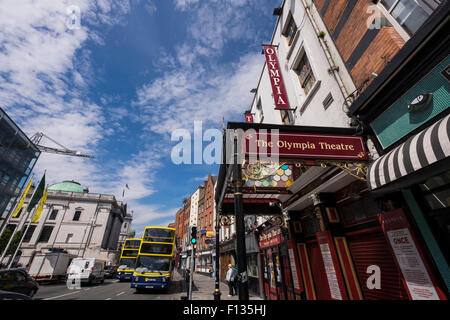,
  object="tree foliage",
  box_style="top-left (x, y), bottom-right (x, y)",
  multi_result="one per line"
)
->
top-left (0, 227), bottom-right (23, 256)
